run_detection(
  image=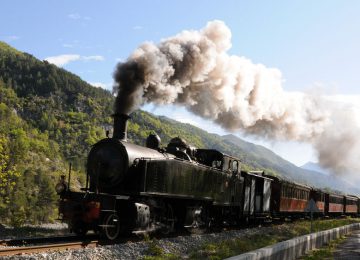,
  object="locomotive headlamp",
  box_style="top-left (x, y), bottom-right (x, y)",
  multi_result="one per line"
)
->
top-left (55, 175), bottom-right (67, 194)
top-left (55, 182), bottom-right (66, 194)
